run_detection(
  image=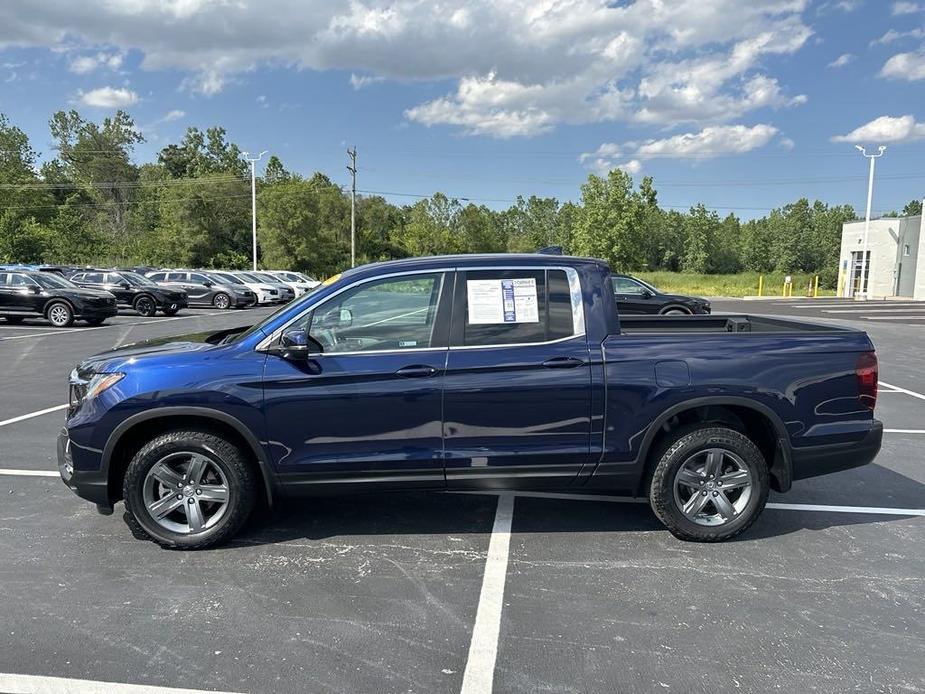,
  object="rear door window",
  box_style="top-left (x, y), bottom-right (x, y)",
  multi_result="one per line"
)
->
top-left (167, 272), bottom-right (187, 282)
top-left (148, 272), bottom-right (166, 281)
top-left (451, 268), bottom-right (580, 347)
